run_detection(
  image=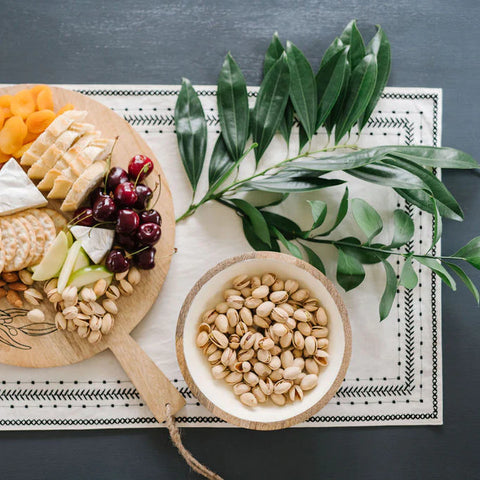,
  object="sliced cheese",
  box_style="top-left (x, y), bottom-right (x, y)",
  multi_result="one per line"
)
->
top-left (70, 225), bottom-right (114, 264)
top-left (0, 159), bottom-right (47, 216)
top-left (61, 161), bottom-right (107, 211)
